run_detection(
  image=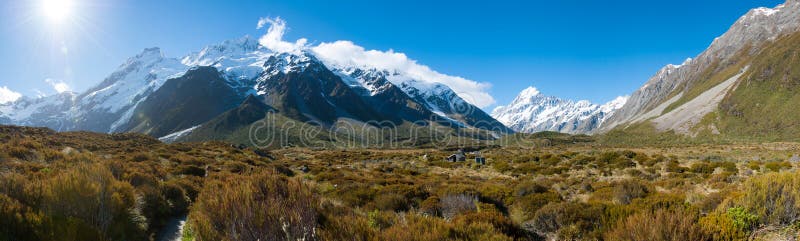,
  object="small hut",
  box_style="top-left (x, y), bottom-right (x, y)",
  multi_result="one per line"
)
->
top-left (474, 151), bottom-right (486, 165)
top-left (446, 149), bottom-right (466, 162)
